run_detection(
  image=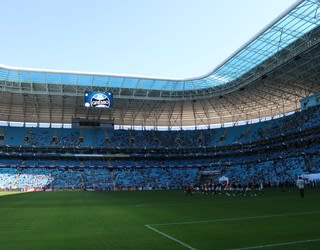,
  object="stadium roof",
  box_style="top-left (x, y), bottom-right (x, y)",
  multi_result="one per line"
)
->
top-left (0, 0), bottom-right (320, 128)
top-left (0, 0), bottom-right (318, 93)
